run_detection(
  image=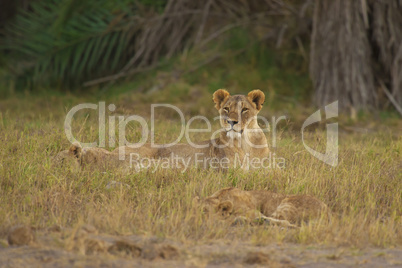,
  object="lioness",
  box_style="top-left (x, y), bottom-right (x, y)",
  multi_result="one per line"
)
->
top-left (55, 89), bottom-right (269, 171)
top-left (53, 143), bottom-right (127, 172)
top-left (195, 188), bottom-right (331, 228)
